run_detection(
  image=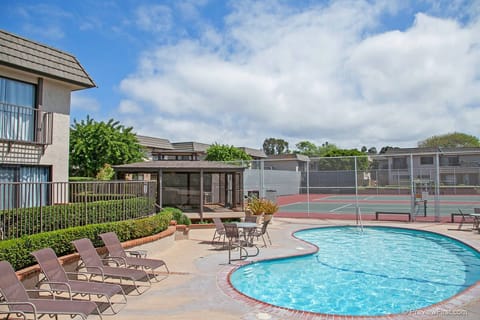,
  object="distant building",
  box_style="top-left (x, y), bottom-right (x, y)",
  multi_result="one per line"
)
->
top-left (379, 147), bottom-right (480, 188)
top-left (264, 153), bottom-right (309, 171)
top-left (136, 135), bottom-right (266, 161)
